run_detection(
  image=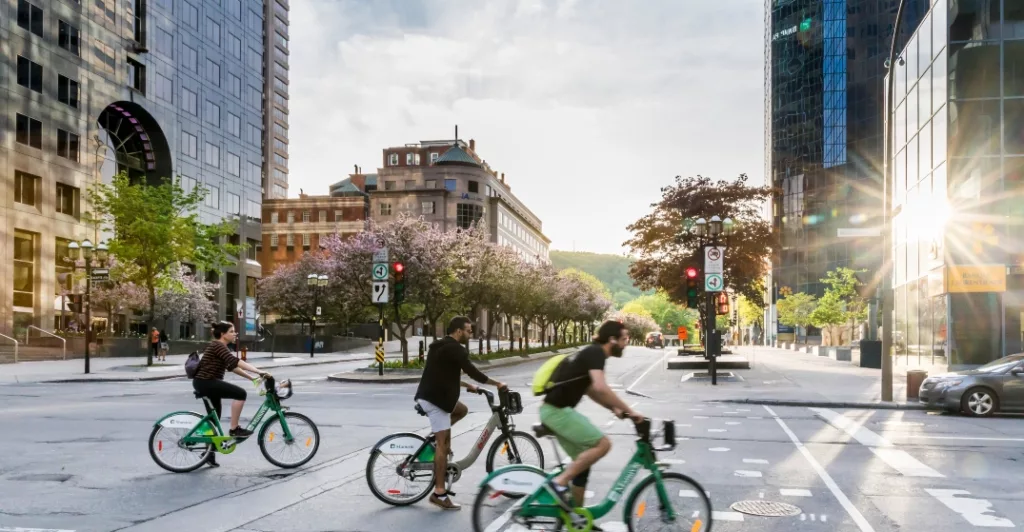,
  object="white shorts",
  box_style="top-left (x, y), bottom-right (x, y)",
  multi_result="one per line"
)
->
top-left (417, 399), bottom-right (451, 433)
